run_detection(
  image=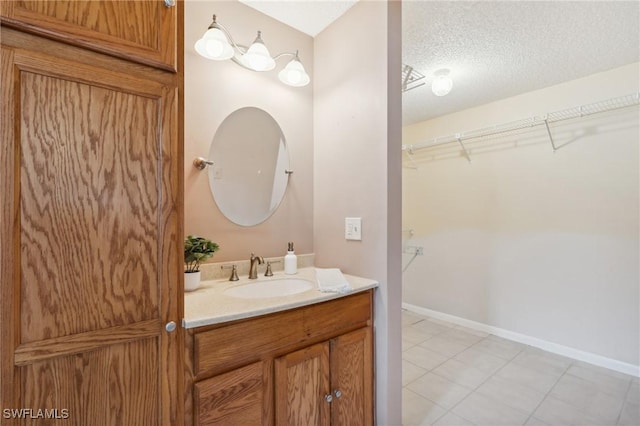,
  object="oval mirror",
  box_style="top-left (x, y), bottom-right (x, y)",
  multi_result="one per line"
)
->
top-left (208, 107), bottom-right (290, 226)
